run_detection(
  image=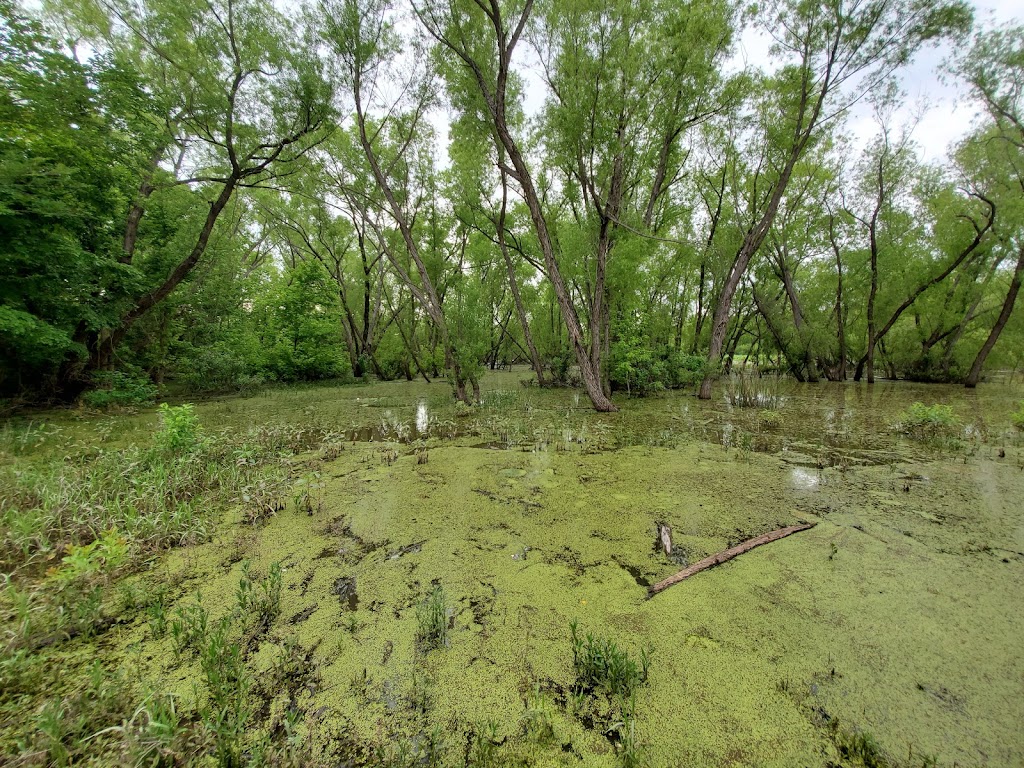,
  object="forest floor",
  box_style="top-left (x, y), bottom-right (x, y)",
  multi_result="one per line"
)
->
top-left (1, 371), bottom-right (1023, 767)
